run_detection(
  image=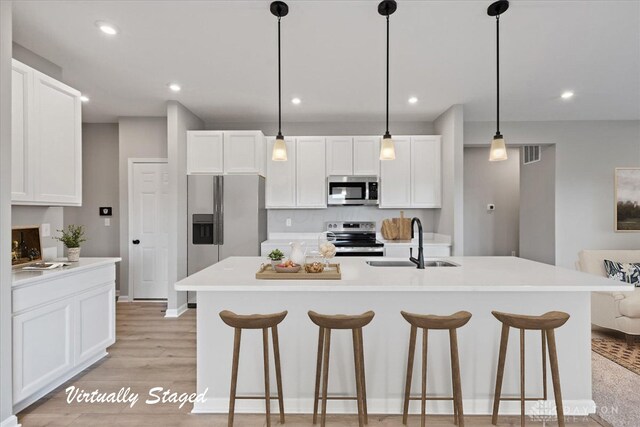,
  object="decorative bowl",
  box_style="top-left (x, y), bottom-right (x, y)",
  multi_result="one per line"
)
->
top-left (274, 263), bottom-right (301, 273)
